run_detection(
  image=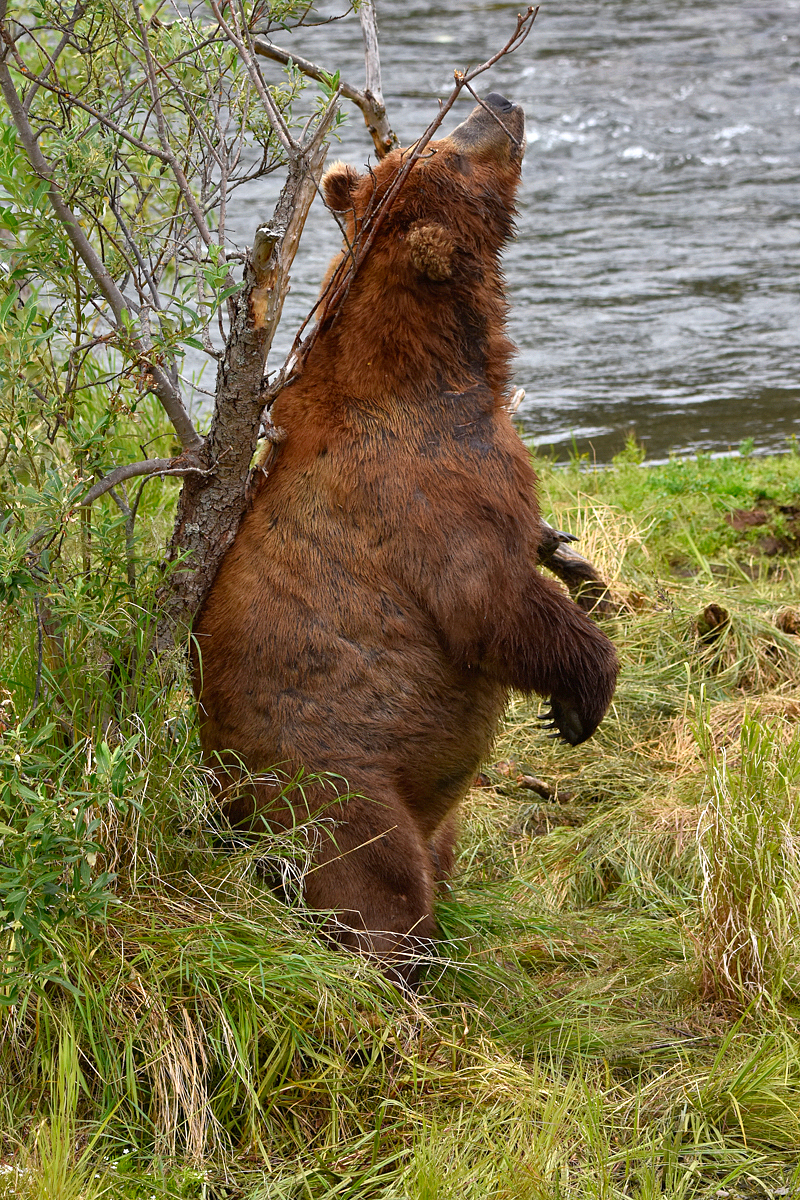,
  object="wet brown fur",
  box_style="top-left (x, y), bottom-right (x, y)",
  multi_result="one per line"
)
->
top-left (193, 99), bottom-right (618, 979)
